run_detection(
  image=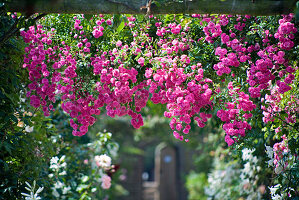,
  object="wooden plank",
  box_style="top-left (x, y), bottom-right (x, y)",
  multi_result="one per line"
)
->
top-left (1, 0), bottom-right (297, 15)
top-left (153, 0), bottom-right (297, 15)
top-left (3, 0), bottom-right (148, 14)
